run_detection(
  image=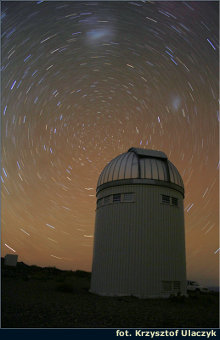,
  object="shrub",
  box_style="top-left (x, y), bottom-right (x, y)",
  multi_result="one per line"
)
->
top-left (74, 270), bottom-right (91, 278)
top-left (169, 293), bottom-right (186, 303)
top-left (56, 282), bottom-right (74, 293)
